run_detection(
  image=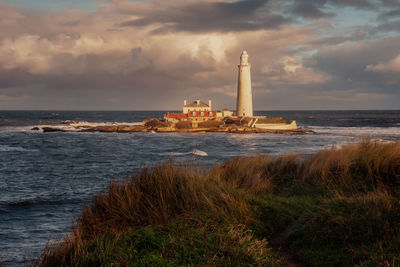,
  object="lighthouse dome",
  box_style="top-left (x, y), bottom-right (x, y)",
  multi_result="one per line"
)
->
top-left (240, 50), bottom-right (249, 65)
